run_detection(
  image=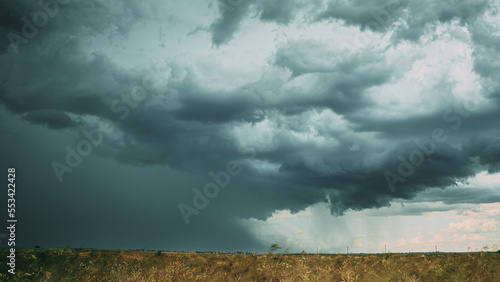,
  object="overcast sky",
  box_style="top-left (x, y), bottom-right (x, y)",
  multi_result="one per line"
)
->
top-left (1, 0), bottom-right (499, 253)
